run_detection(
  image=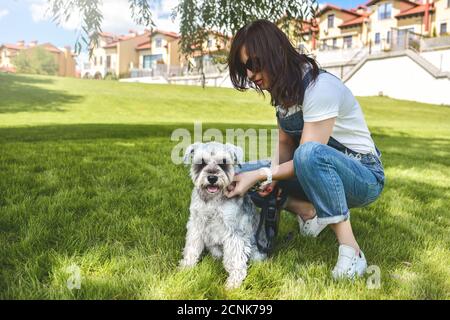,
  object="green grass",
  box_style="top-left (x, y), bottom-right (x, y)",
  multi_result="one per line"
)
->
top-left (0, 73), bottom-right (449, 300)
